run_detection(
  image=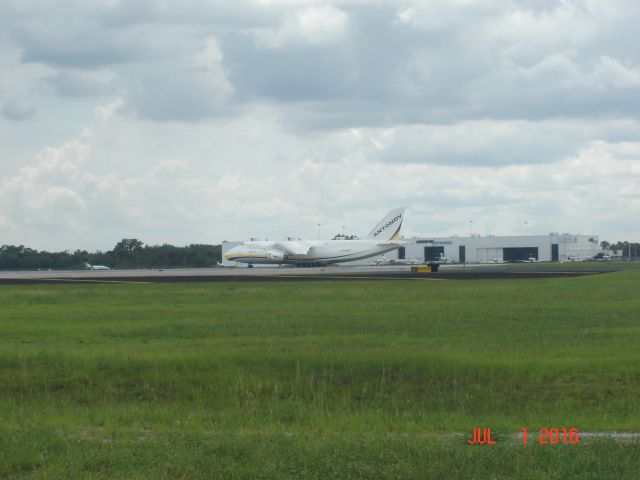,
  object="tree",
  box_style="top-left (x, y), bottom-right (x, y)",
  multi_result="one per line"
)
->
top-left (113, 238), bottom-right (144, 253)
